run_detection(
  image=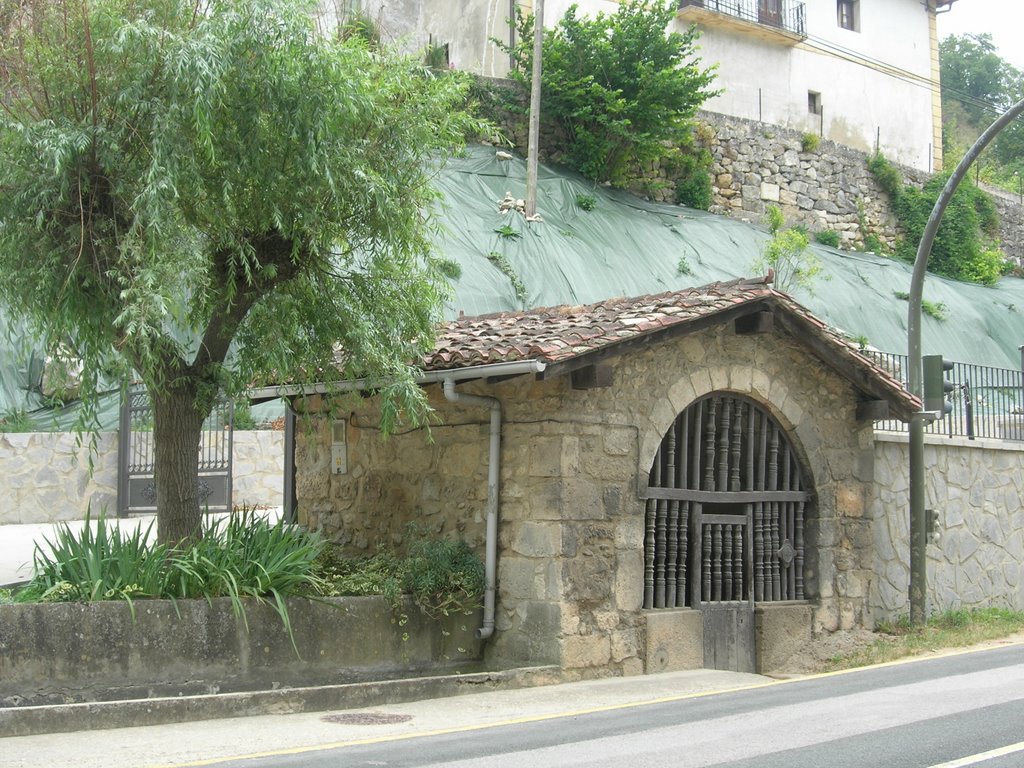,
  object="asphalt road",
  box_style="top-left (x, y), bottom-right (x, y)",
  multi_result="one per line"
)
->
top-left (220, 645), bottom-right (1024, 768)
